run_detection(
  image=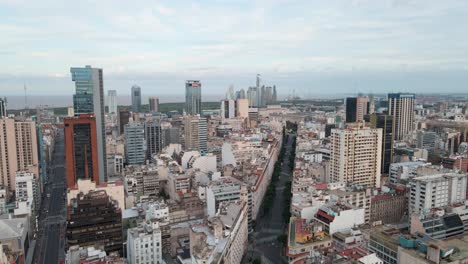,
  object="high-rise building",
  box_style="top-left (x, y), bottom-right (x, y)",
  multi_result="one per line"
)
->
top-left (330, 124), bottom-right (382, 187)
top-left (0, 97), bottom-right (6, 118)
top-left (416, 130), bottom-right (438, 151)
top-left (247, 87), bottom-right (259, 107)
top-left (118, 110), bottom-right (130, 135)
top-left (220, 99), bottom-right (236, 119)
top-left (184, 116), bottom-right (207, 154)
top-left (162, 127), bottom-right (180, 147)
top-left (236, 99), bottom-right (249, 118)
top-left (346, 96), bottom-right (369, 123)
top-left (107, 90), bottom-right (117, 114)
top-left (0, 119), bottom-right (39, 191)
top-left (238, 89), bottom-right (246, 99)
top-left (388, 93), bottom-right (415, 141)
top-left (15, 171), bottom-right (40, 212)
top-left (70, 65), bottom-right (107, 182)
top-left (131, 85), bottom-right (142, 113)
top-left (148, 96), bottom-right (159, 112)
top-left (124, 123), bottom-right (146, 165)
top-left (260, 86), bottom-right (266, 107)
top-left (145, 121), bottom-right (162, 159)
top-left (365, 113), bottom-right (394, 174)
top-left (272, 85), bottom-right (277, 103)
top-left (127, 222), bottom-right (162, 264)
top-left (67, 190), bottom-right (123, 255)
top-left (64, 114), bottom-right (100, 188)
top-left (185, 80), bottom-right (202, 115)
